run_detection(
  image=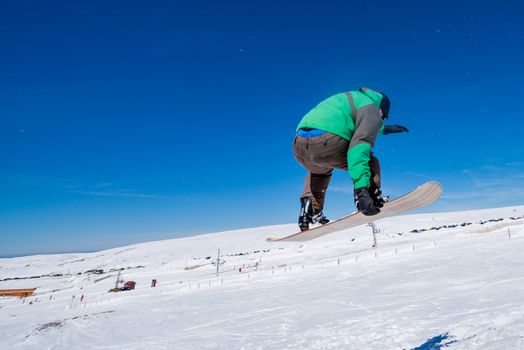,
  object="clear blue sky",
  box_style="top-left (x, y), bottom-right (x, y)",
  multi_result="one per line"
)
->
top-left (1, 0), bottom-right (523, 257)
